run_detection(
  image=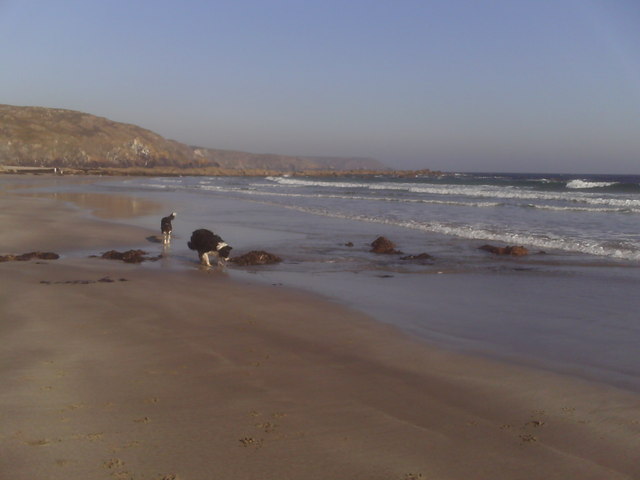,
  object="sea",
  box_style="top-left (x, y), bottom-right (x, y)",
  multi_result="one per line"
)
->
top-left (20, 172), bottom-right (640, 392)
